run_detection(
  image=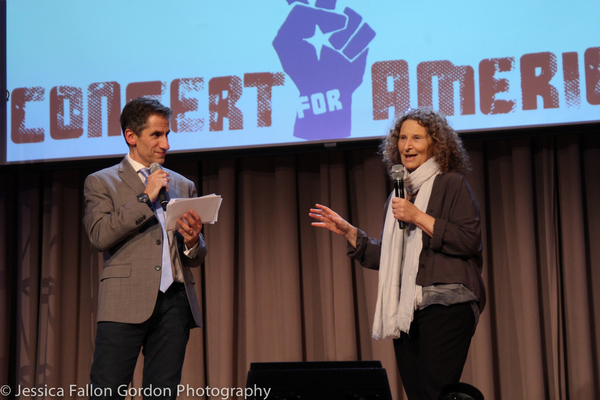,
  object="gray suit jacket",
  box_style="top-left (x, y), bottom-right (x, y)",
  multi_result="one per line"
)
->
top-left (83, 157), bottom-right (207, 326)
